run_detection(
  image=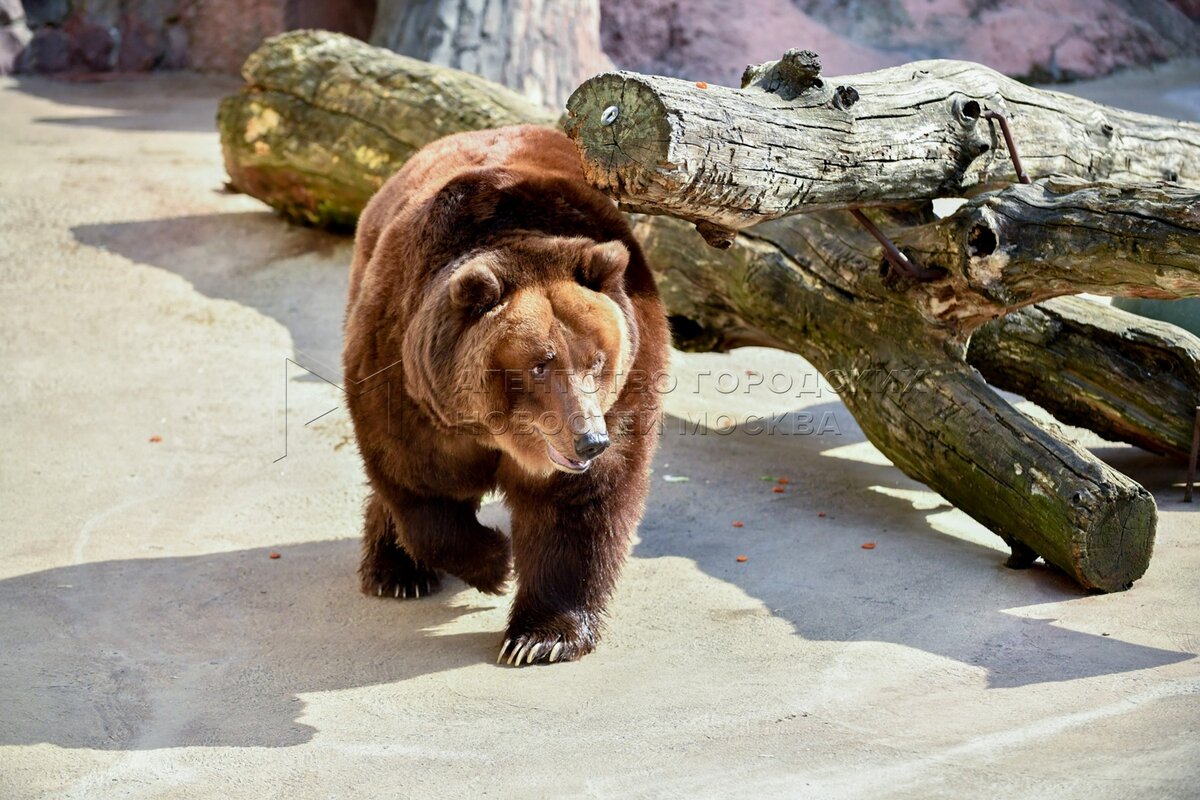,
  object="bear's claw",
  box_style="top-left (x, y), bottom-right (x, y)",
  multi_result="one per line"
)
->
top-left (360, 539), bottom-right (441, 601)
top-left (362, 566), bottom-right (439, 601)
top-left (498, 635), bottom-right (569, 666)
